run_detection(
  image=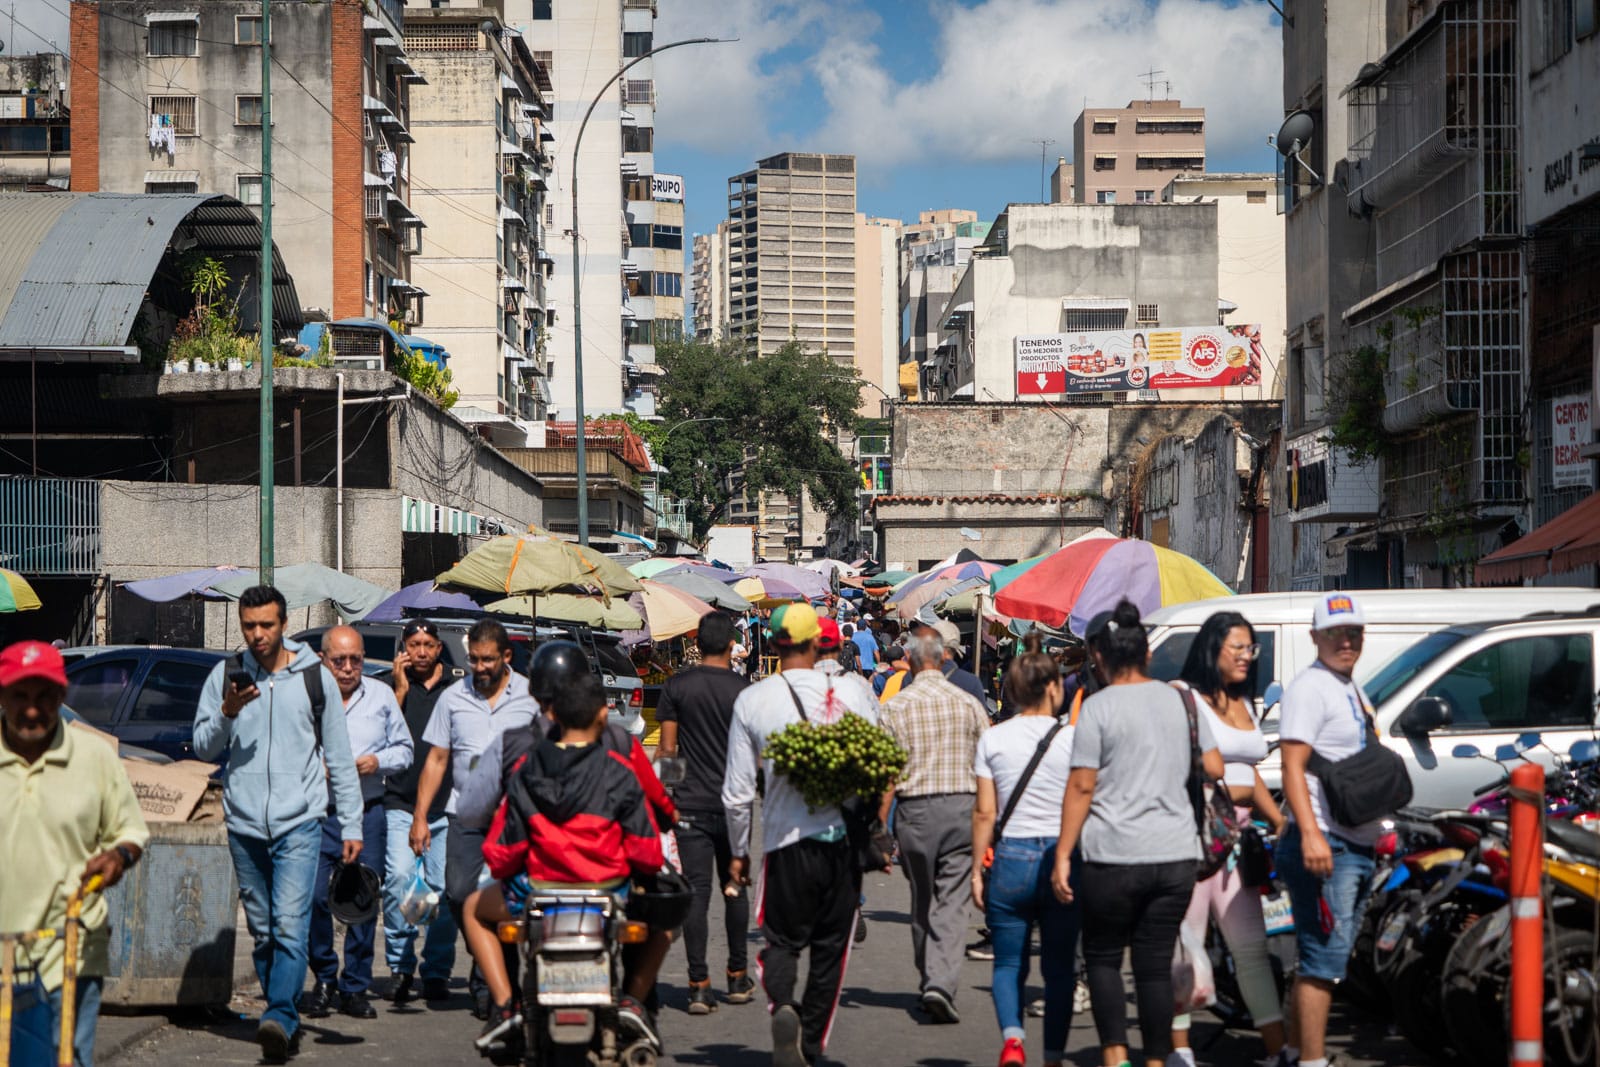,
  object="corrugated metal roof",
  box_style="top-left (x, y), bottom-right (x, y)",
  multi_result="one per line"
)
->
top-left (0, 193), bottom-right (302, 353)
